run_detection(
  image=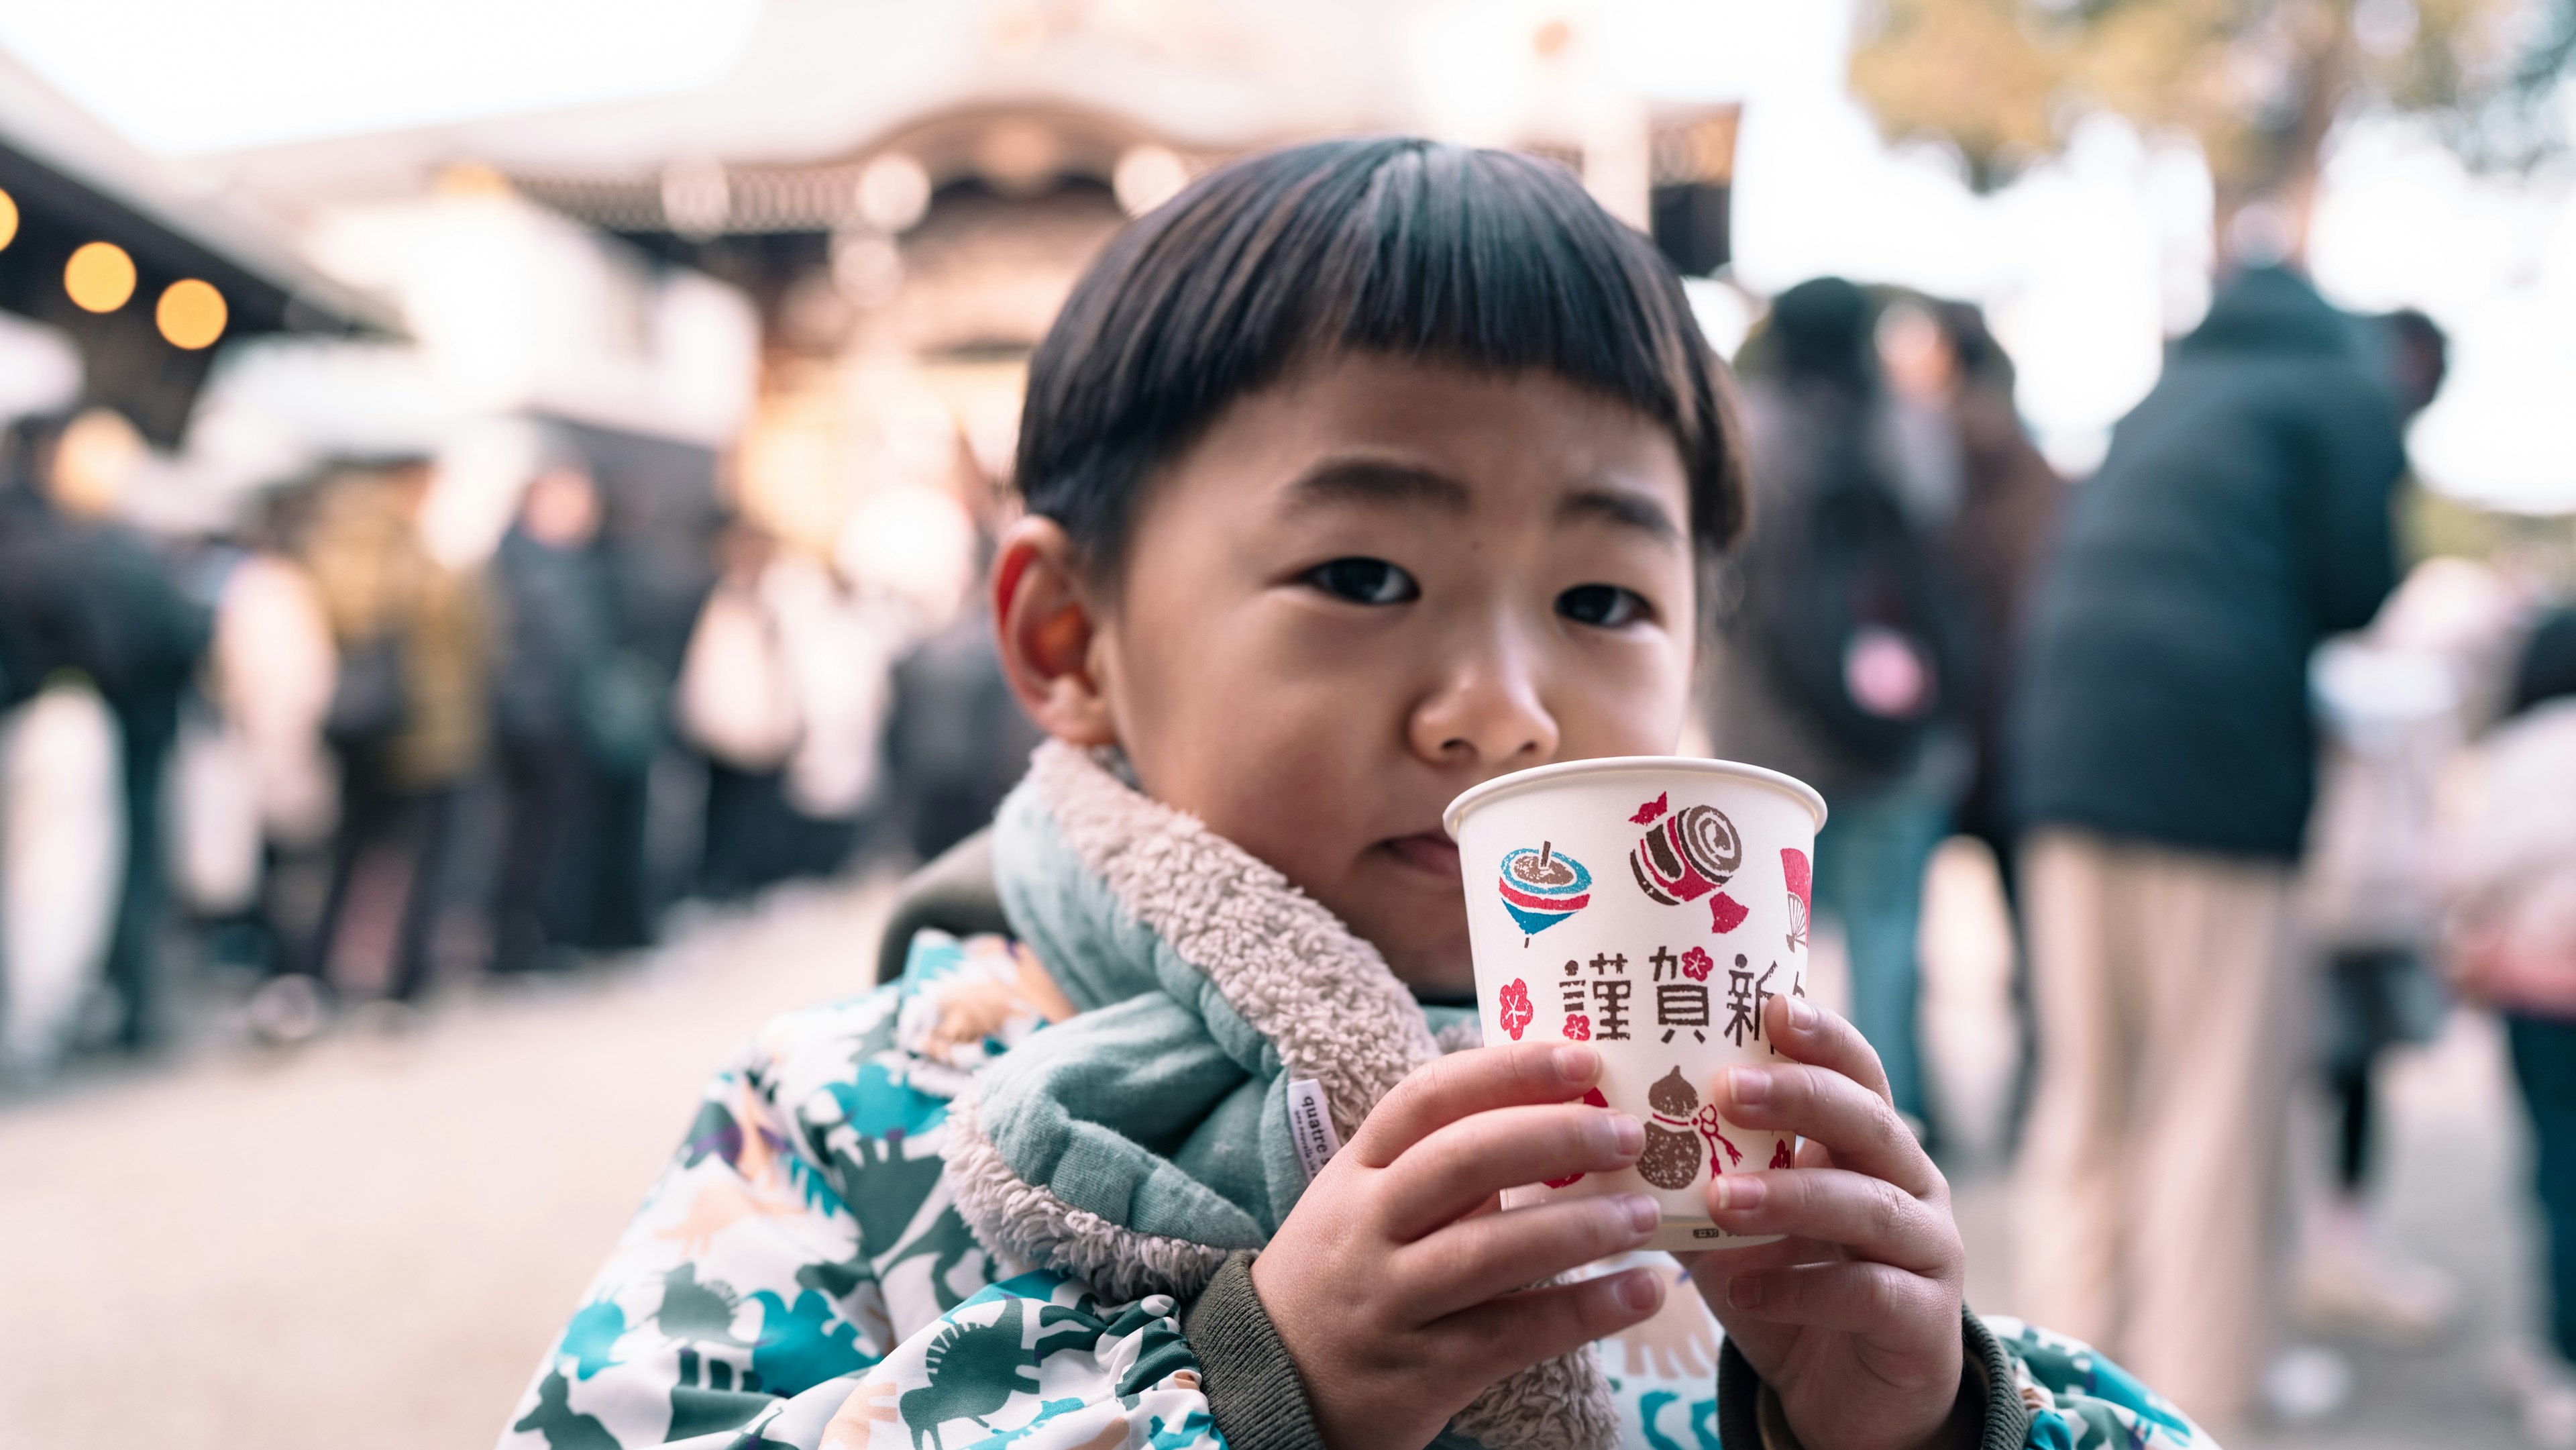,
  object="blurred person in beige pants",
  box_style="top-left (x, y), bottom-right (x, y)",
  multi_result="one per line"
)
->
top-left (2006, 266), bottom-right (2415, 1427)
